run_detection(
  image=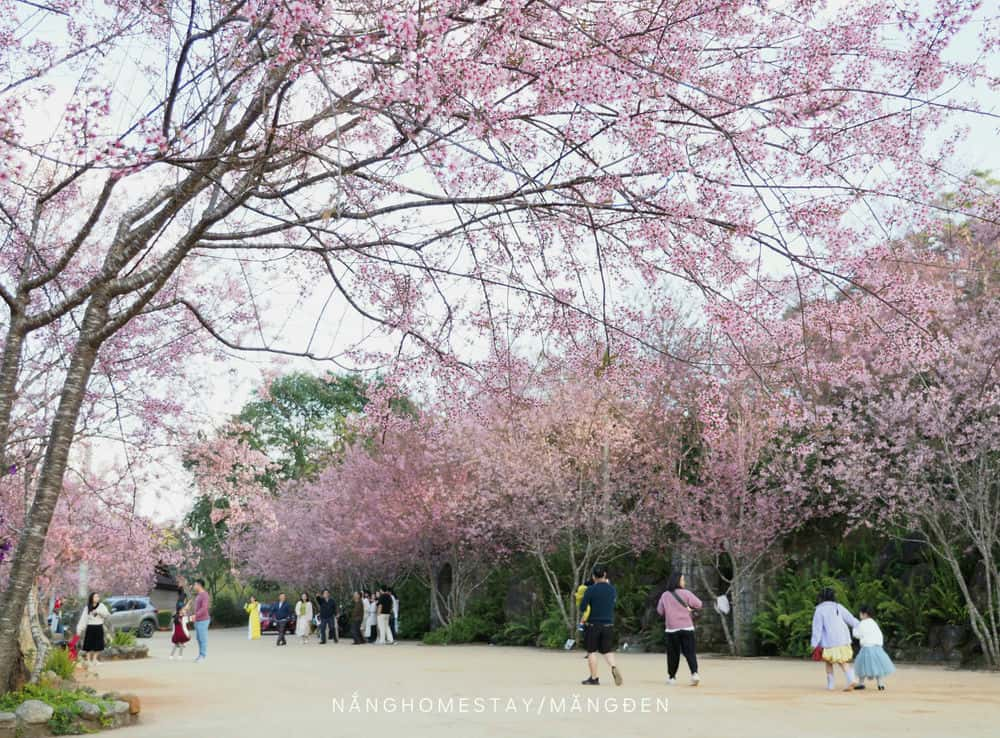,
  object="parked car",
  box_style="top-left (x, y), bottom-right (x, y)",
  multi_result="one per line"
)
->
top-left (104, 596), bottom-right (159, 638)
top-left (259, 603), bottom-right (297, 634)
